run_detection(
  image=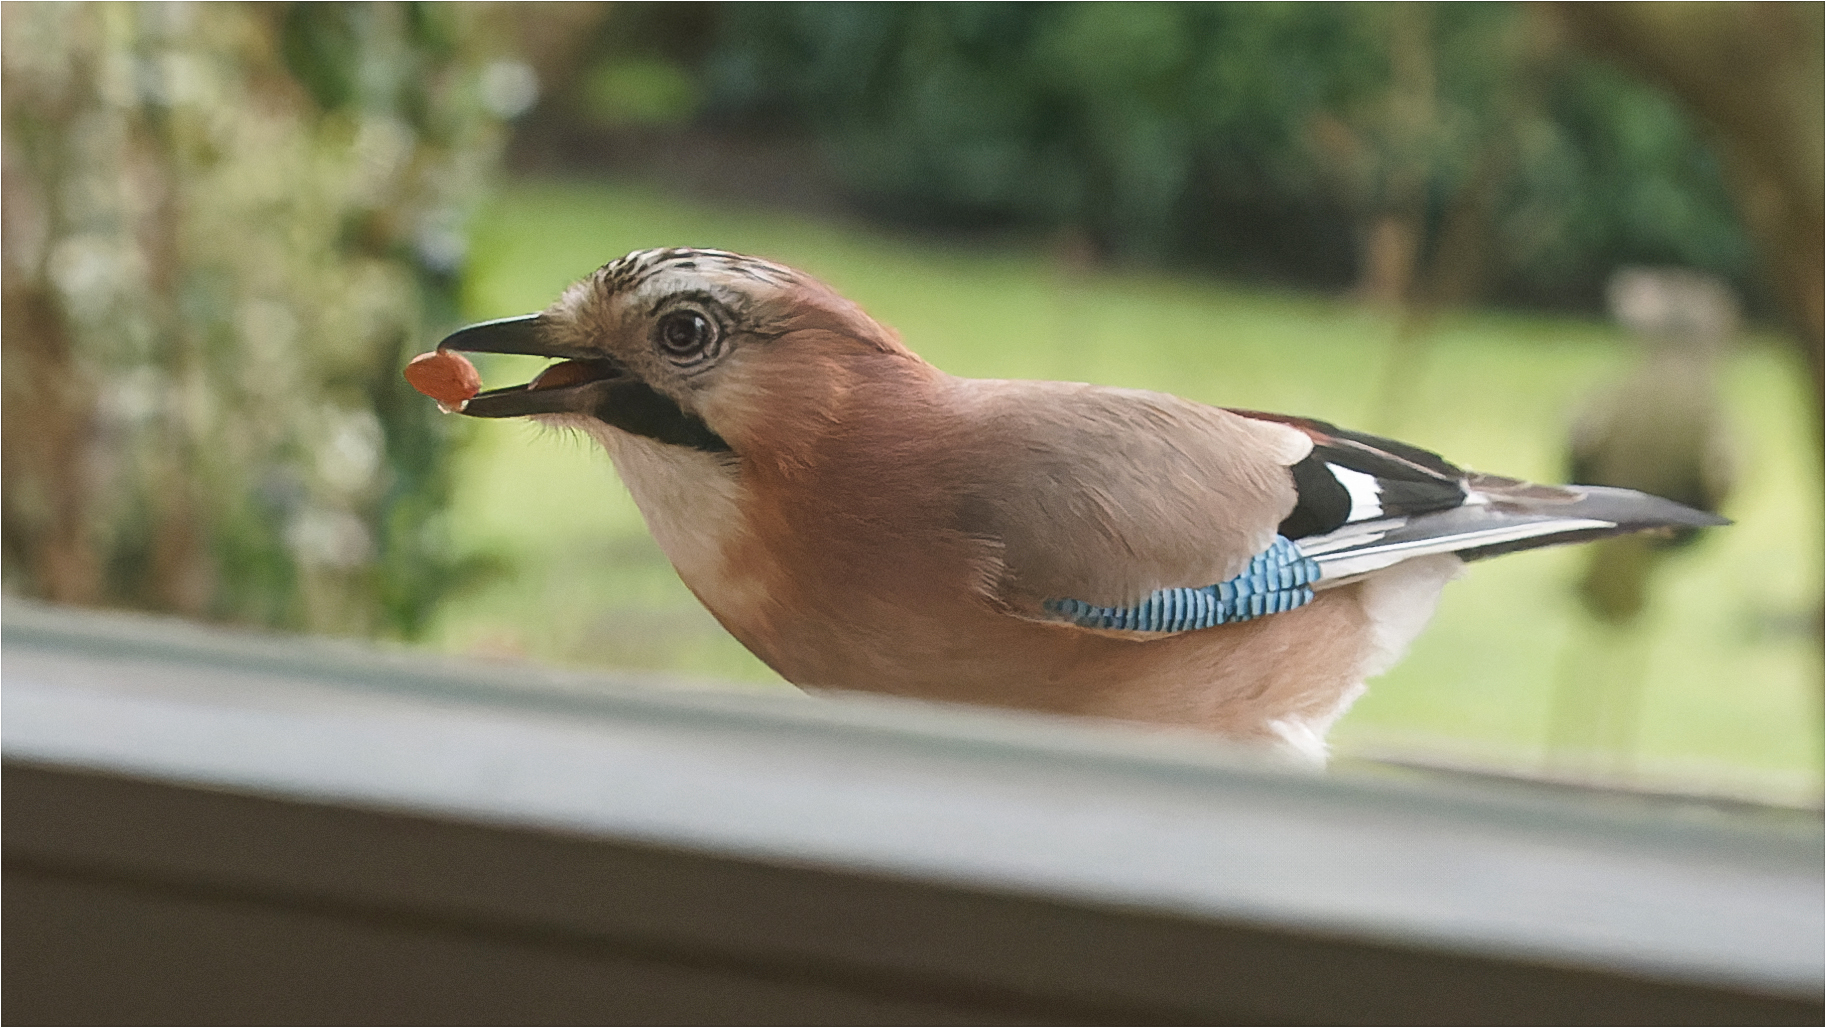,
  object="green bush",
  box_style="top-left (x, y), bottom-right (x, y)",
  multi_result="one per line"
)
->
top-left (690, 3), bottom-right (1753, 307)
top-left (1, 2), bottom-right (513, 636)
